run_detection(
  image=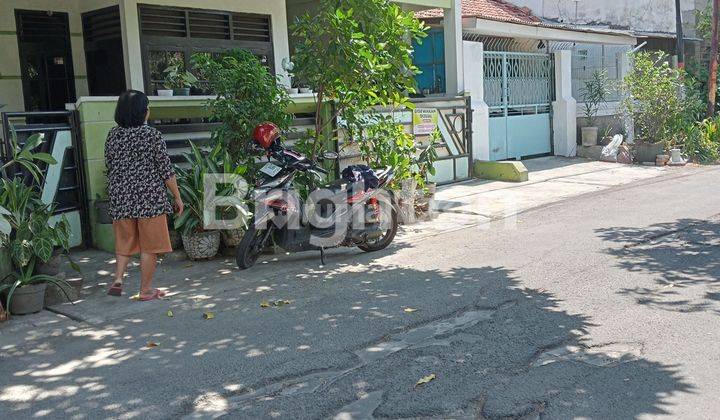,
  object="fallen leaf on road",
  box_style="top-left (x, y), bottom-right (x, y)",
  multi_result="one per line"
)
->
top-left (404, 307), bottom-right (419, 313)
top-left (260, 300), bottom-right (271, 308)
top-left (146, 342), bottom-right (159, 348)
top-left (130, 294), bottom-right (140, 301)
top-left (275, 300), bottom-right (291, 306)
top-left (167, 310), bottom-right (174, 318)
top-left (415, 374), bottom-right (436, 387)
top-left (184, 263), bottom-right (194, 268)
top-left (203, 312), bottom-right (215, 320)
